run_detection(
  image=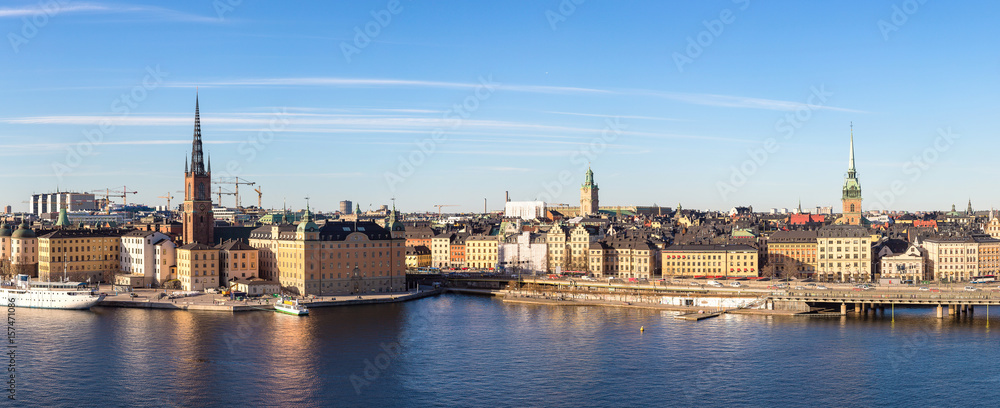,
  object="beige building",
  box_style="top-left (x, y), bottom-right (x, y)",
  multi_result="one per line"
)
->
top-left (248, 210), bottom-right (405, 296)
top-left (466, 235), bottom-right (499, 270)
top-left (923, 237), bottom-right (978, 282)
top-left (879, 244), bottom-right (926, 283)
top-left (9, 221), bottom-right (38, 277)
top-left (431, 233), bottom-right (453, 268)
top-left (38, 229), bottom-right (123, 283)
top-left (587, 238), bottom-right (658, 279)
top-left (660, 244), bottom-right (759, 278)
top-left (816, 225), bottom-right (872, 282)
top-left (230, 277), bottom-right (279, 296)
top-left (176, 243), bottom-right (219, 291)
top-left (218, 240), bottom-right (259, 284)
top-left (974, 235), bottom-right (1000, 276)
